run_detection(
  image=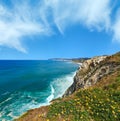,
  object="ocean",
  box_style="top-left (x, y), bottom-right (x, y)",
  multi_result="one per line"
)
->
top-left (0, 60), bottom-right (78, 121)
